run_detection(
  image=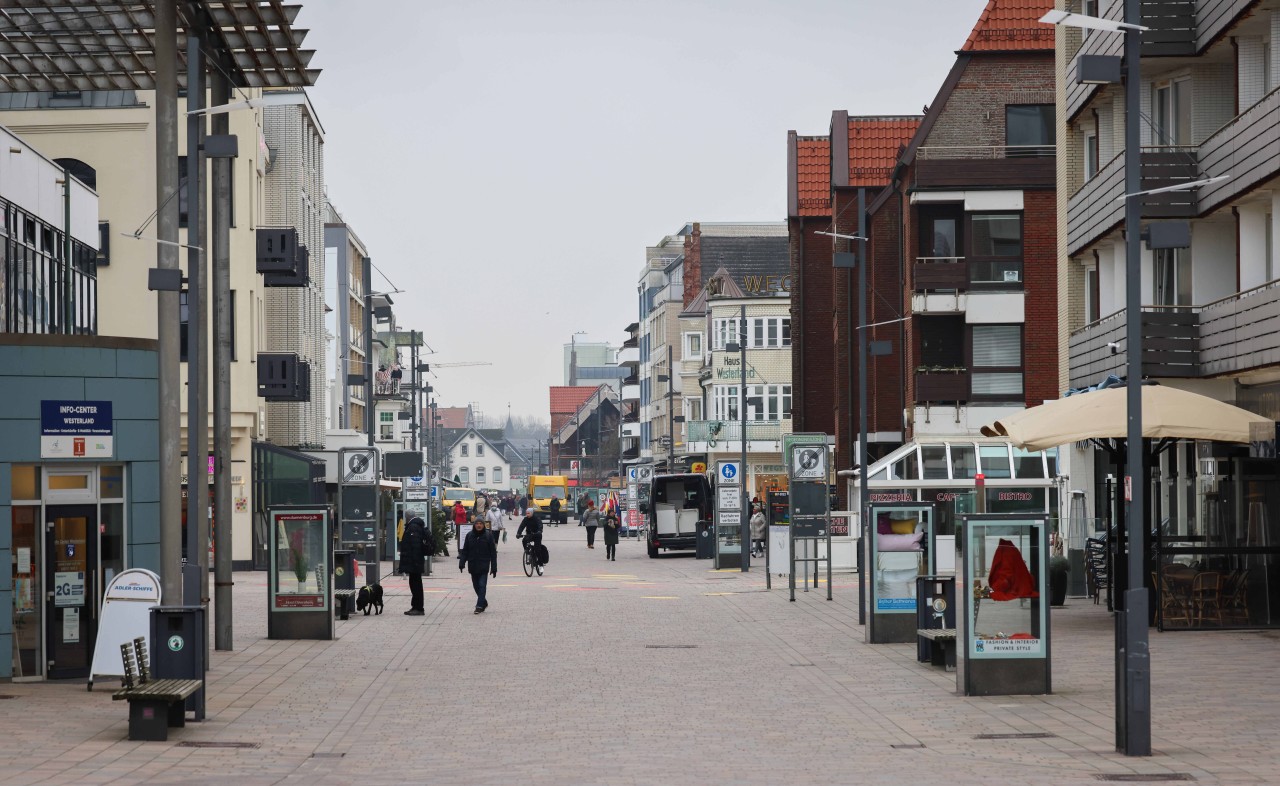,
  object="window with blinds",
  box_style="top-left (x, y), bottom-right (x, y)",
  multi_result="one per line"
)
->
top-left (971, 325), bottom-right (1023, 398)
